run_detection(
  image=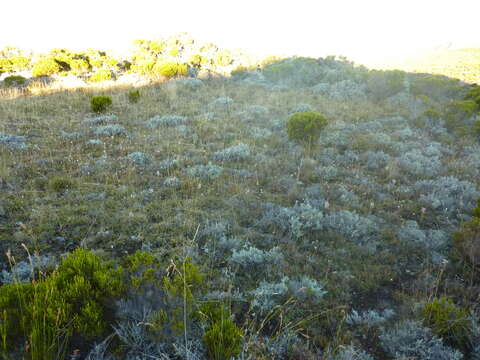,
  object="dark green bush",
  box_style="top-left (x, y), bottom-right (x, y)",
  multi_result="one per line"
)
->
top-left (287, 111), bottom-right (328, 145)
top-left (32, 57), bottom-right (61, 77)
top-left (3, 75), bottom-right (27, 87)
top-left (366, 69), bottom-right (406, 100)
top-left (421, 297), bottom-right (472, 349)
top-left (128, 89), bottom-right (141, 103)
top-left (91, 95), bottom-right (112, 113)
